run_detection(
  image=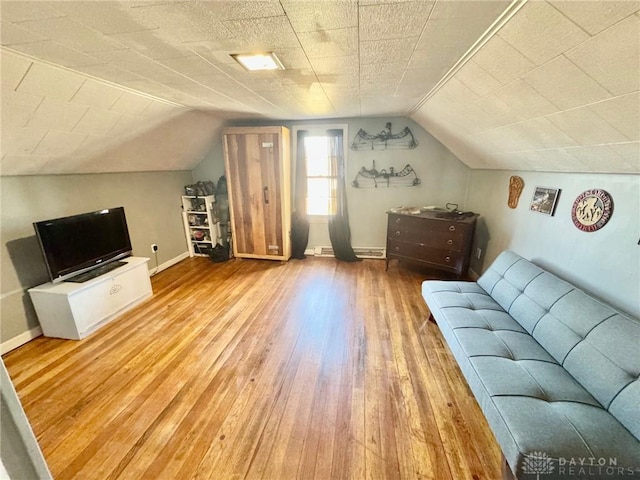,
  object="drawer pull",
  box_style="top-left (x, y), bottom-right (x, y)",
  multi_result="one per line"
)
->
top-left (395, 218), bottom-right (401, 224)
top-left (444, 256), bottom-right (451, 263)
top-left (394, 246), bottom-right (400, 251)
top-left (419, 243), bottom-right (425, 247)
top-left (447, 239), bottom-right (453, 246)
top-left (449, 225), bottom-right (456, 232)
top-left (395, 231), bottom-right (401, 236)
